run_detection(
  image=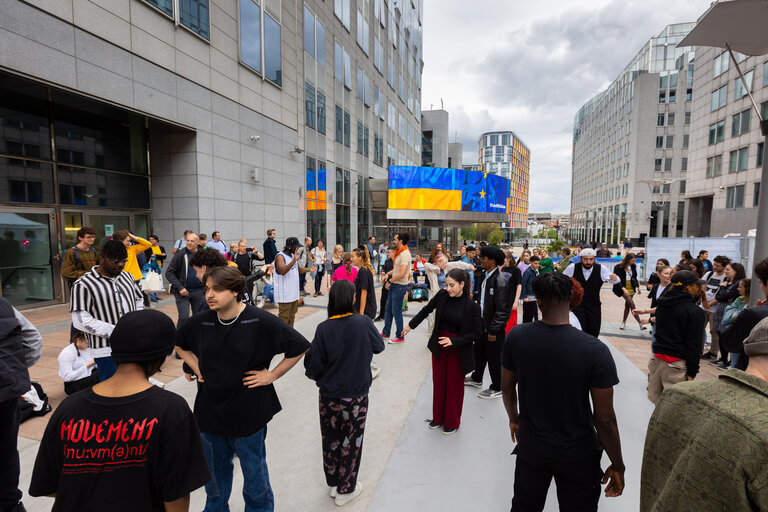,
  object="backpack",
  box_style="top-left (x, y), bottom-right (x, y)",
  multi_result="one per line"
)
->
top-left (408, 282), bottom-right (428, 301)
top-left (18, 382), bottom-right (51, 423)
